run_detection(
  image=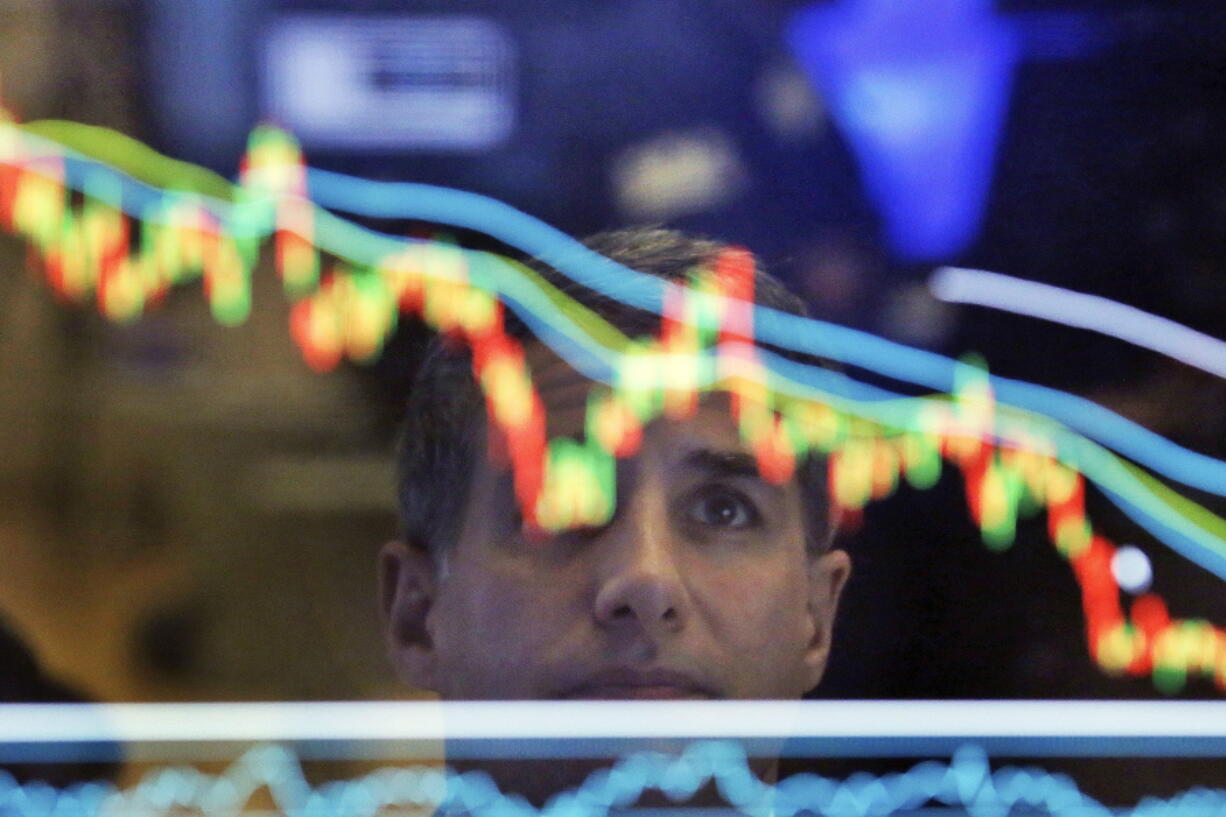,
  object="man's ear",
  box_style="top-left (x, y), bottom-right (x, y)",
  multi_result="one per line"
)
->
top-left (801, 547), bottom-right (851, 691)
top-left (379, 540), bottom-right (440, 693)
